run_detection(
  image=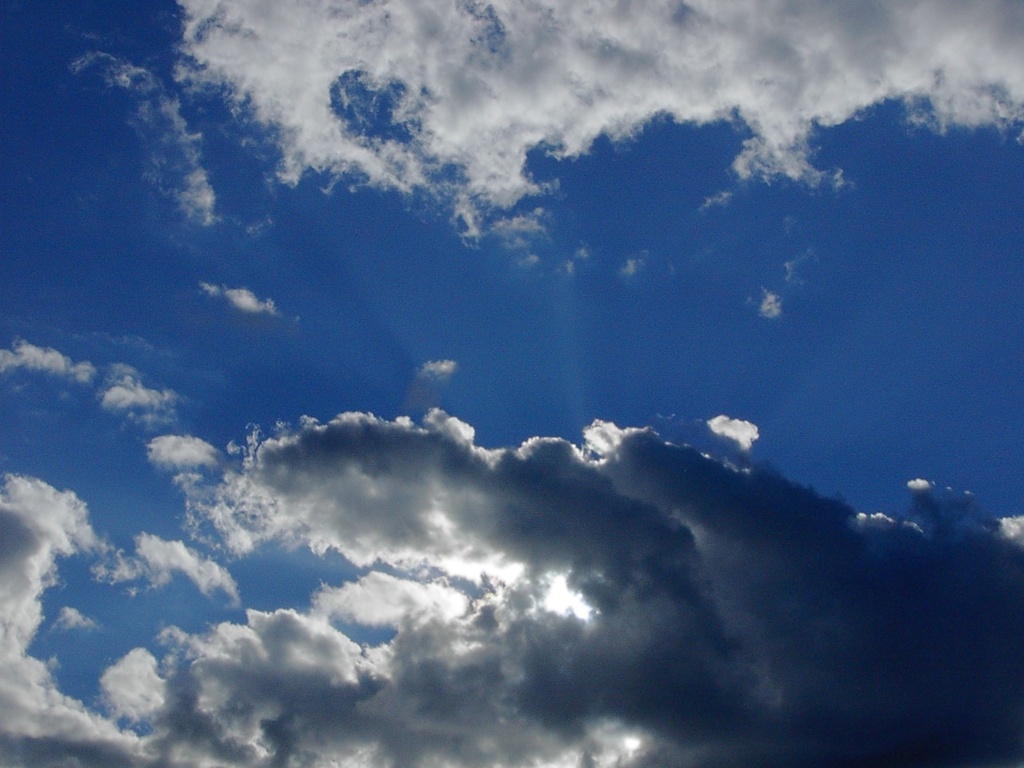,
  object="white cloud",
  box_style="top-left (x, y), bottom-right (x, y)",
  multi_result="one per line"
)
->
top-left (100, 648), bottom-right (166, 722)
top-left (619, 257), bottom-right (645, 277)
top-left (417, 359), bottom-right (458, 381)
top-left (706, 414), bottom-right (760, 451)
top-left (759, 288), bottom-right (782, 319)
top-left (176, 0), bottom-right (1024, 223)
top-left (541, 572), bottom-right (594, 621)
top-left (72, 52), bottom-right (216, 225)
top-left (97, 533), bottom-right (239, 605)
top-left (52, 606), bottom-right (98, 632)
top-left (0, 340), bottom-right (96, 384)
top-left (313, 571), bottom-right (469, 627)
top-left (200, 282), bottom-right (280, 316)
top-left (0, 475), bottom-right (139, 760)
top-left (147, 434), bottom-right (219, 470)
top-left (699, 190), bottom-right (733, 211)
top-left (907, 478), bottom-right (934, 491)
top-left (99, 364), bottom-right (178, 427)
